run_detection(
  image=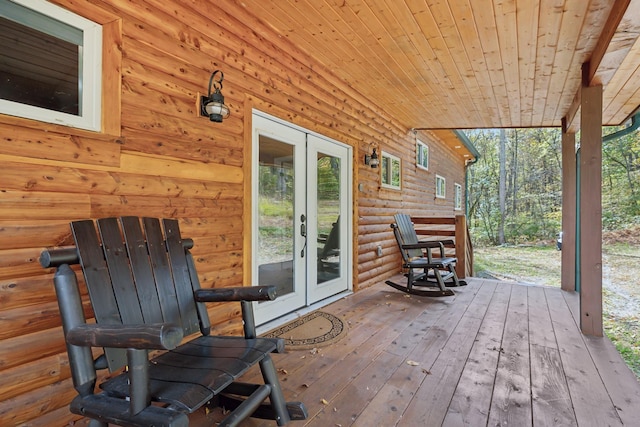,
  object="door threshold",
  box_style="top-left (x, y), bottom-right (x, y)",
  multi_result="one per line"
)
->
top-left (256, 290), bottom-right (353, 335)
